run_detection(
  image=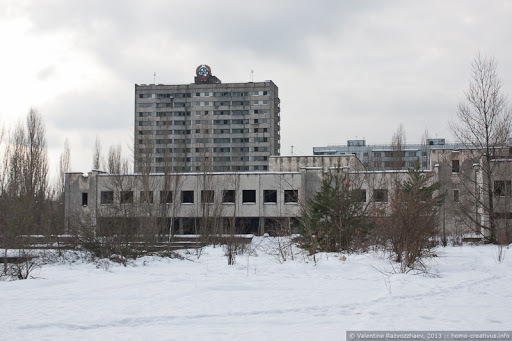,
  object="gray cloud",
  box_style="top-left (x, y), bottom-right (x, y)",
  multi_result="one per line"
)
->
top-left (2, 0), bottom-right (512, 173)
